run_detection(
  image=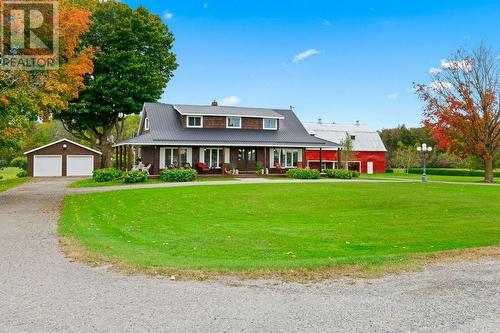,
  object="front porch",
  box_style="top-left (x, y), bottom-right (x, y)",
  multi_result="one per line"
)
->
top-left (114, 145), bottom-right (308, 176)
